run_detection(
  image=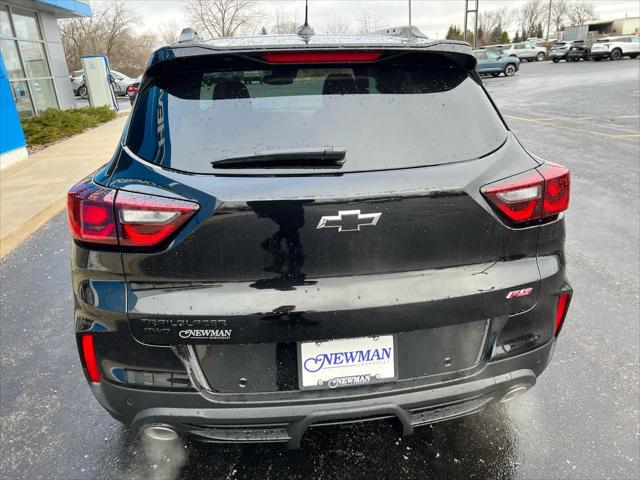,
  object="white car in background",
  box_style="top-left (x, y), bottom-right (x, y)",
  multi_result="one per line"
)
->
top-left (501, 42), bottom-right (547, 61)
top-left (69, 69), bottom-right (137, 98)
top-left (589, 36), bottom-right (640, 61)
